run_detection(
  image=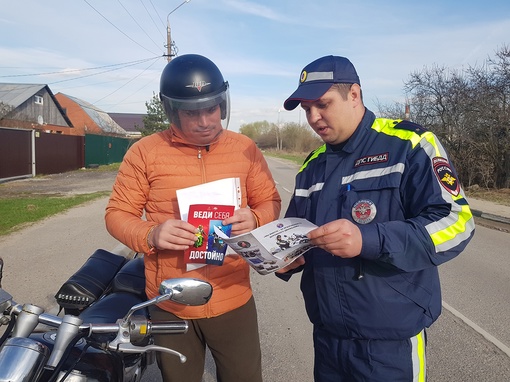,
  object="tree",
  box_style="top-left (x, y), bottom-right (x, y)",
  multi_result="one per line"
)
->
top-left (0, 102), bottom-right (13, 120)
top-left (239, 120), bottom-right (278, 149)
top-left (467, 45), bottom-right (510, 188)
top-left (403, 65), bottom-right (478, 187)
top-left (239, 121), bottom-right (273, 142)
top-left (401, 45), bottom-right (510, 188)
top-left (280, 123), bottom-right (322, 152)
top-left (375, 99), bottom-right (409, 120)
top-left (141, 93), bottom-right (168, 136)
top-left (239, 120), bottom-right (321, 153)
